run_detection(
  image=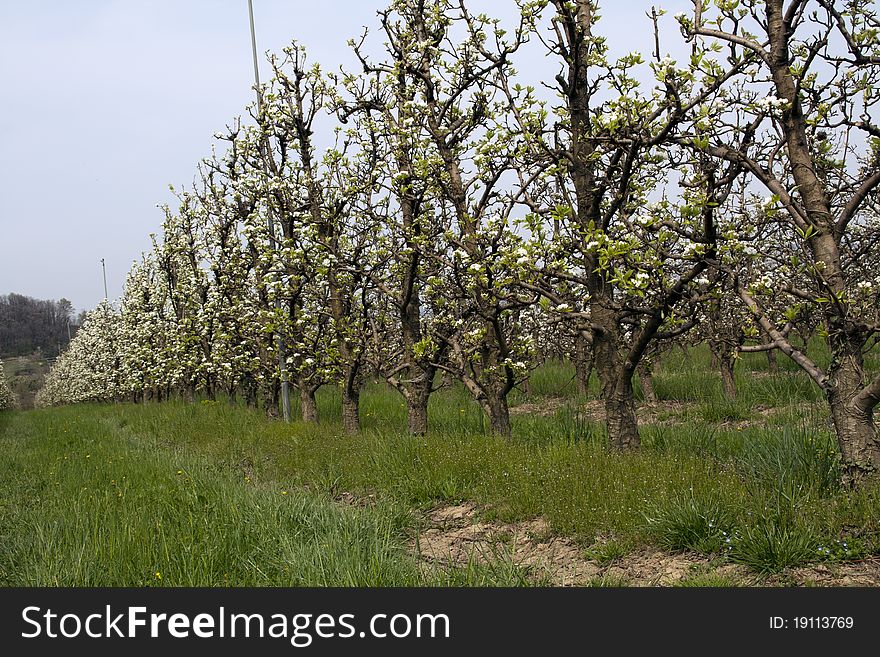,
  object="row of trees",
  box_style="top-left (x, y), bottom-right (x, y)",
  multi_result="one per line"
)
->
top-left (38, 0), bottom-right (880, 482)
